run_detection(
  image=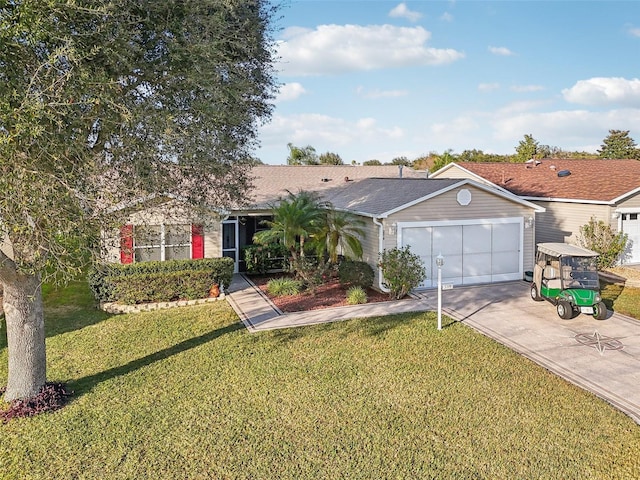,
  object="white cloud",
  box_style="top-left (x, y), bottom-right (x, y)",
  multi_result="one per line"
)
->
top-left (440, 12), bottom-right (454, 22)
top-left (276, 83), bottom-right (307, 102)
top-left (356, 86), bottom-right (409, 99)
top-left (510, 85), bottom-right (545, 93)
top-left (277, 24), bottom-right (464, 76)
top-left (478, 83), bottom-right (500, 92)
top-left (260, 113), bottom-right (405, 150)
top-left (389, 3), bottom-right (423, 22)
top-left (562, 77), bottom-right (640, 107)
top-left (629, 27), bottom-right (640, 37)
top-left (488, 46), bottom-right (515, 56)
